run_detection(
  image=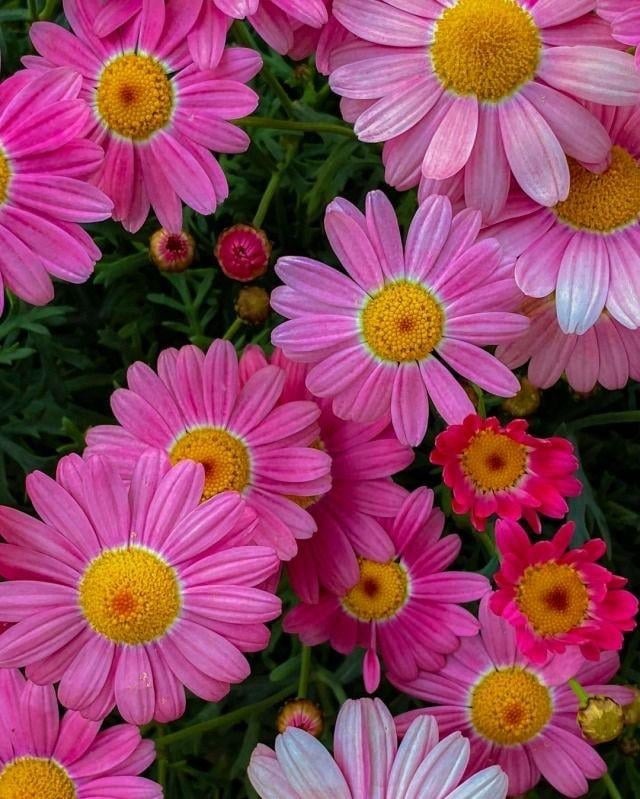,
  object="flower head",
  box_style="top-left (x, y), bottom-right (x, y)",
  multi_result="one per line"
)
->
top-left (329, 0), bottom-right (640, 220)
top-left (272, 190), bottom-right (526, 446)
top-left (276, 698), bottom-right (324, 737)
top-left (394, 596), bottom-right (635, 797)
top-left (249, 697), bottom-right (508, 799)
top-left (598, 0), bottom-right (640, 67)
top-left (85, 339), bottom-right (332, 560)
top-left (215, 224), bottom-right (271, 281)
top-left (150, 228), bottom-right (196, 272)
top-left (431, 414), bottom-right (581, 532)
top-left (0, 452), bottom-right (282, 724)
top-left (0, 669), bottom-right (160, 798)
top-left (26, 0), bottom-right (261, 233)
top-left (0, 68), bottom-right (112, 313)
top-left (284, 488), bottom-right (489, 692)
top-left (491, 519), bottom-right (638, 662)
